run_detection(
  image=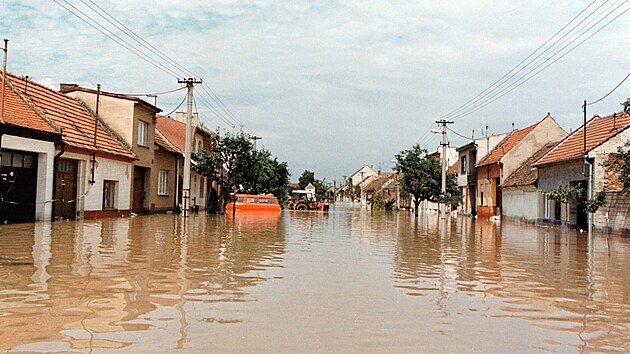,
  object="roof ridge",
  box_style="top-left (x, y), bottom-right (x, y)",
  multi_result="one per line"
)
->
top-left (74, 97), bottom-right (136, 157)
top-left (4, 75), bottom-right (62, 133)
